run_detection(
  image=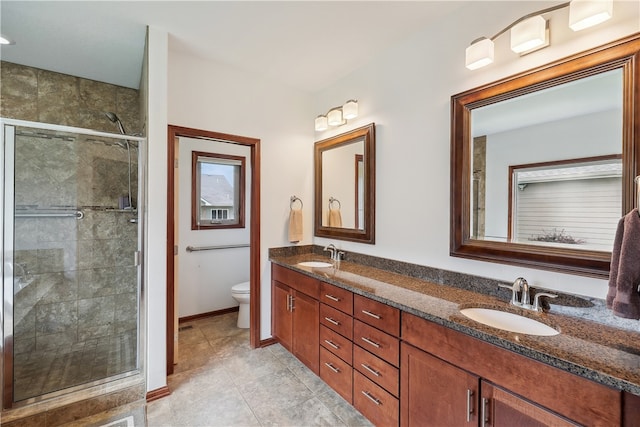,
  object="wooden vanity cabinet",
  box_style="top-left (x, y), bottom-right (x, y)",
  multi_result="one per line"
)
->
top-left (271, 265), bottom-right (320, 374)
top-left (402, 312), bottom-right (622, 427)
